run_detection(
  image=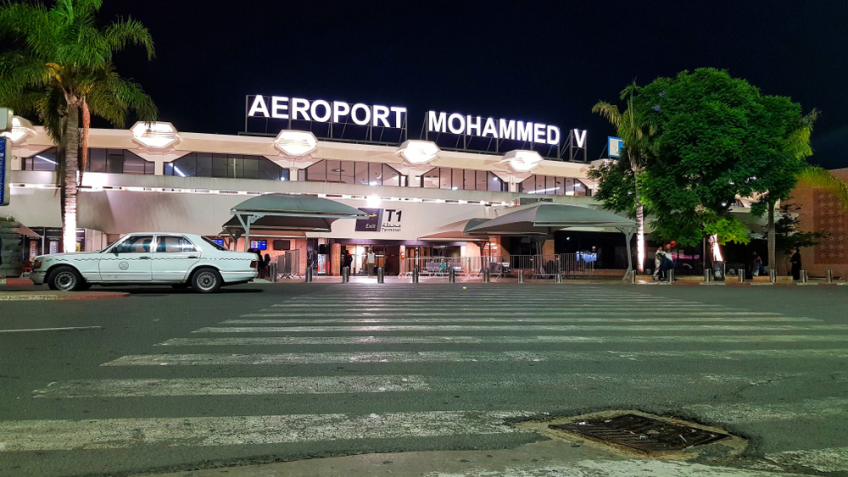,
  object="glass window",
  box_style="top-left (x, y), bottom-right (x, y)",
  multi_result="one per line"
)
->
top-left (519, 175), bottom-right (534, 193)
top-left (88, 149), bottom-right (106, 173)
top-left (23, 148), bottom-right (58, 171)
top-left (212, 153), bottom-right (228, 177)
top-left (306, 160), bottom-right (326, 182)
top-left (355, 162), bottom-right (369, 186)
top-left (474, 170), bottom-right (486, 191)
top-left (452, 168), bottom-right (463, 190)
top-left (106, 150), bottom-right (124, 174)
top-left (114, 235), bottom-right (154, 254)
top-left (573, 178), bottom-right (587, 196)
top-left (439, 167), bottom-right (451, 189)
top-left (326, 160), bottom-right (342, 183)
top-left (242, 157), bottom-right (259, 179)
top-left (340, 161), bottom-right (355, 184)
top-left (122, 150), bottom-right (149, 174)
top-left (383, 164), bottom-right (401, 187)
top-left (488, 172), bottom-right (505, 192)
top-left (369, 163), bottom-right (383, 186)
top-left (421, 168), bottom-right (439, 188)
top-left (259, 159), bottom-right (281, 181)
top-left (156, 236), bottom-right (198, 253)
